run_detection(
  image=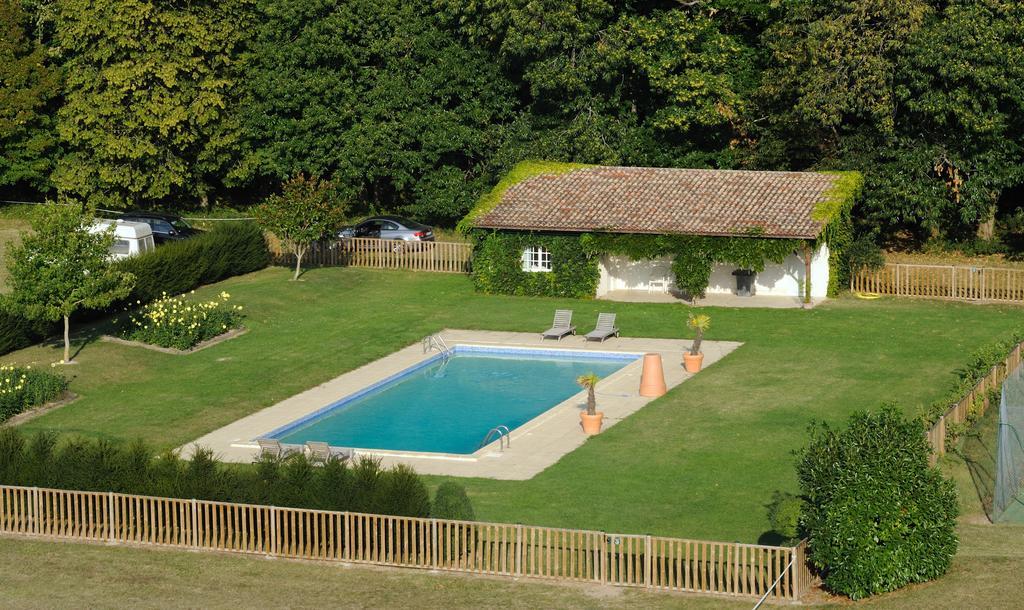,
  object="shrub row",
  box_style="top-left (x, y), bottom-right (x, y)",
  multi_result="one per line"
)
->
top-left (113, 221), bottom-right (270, 306)
top-left (922, 330), bottom-right (1024, 427)
top-left (0, 365), bottom-right (68, 423)
top-left (0, 429), bottom-right (471, 519)
top-left (0, 222), bottom-right (270, 358)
